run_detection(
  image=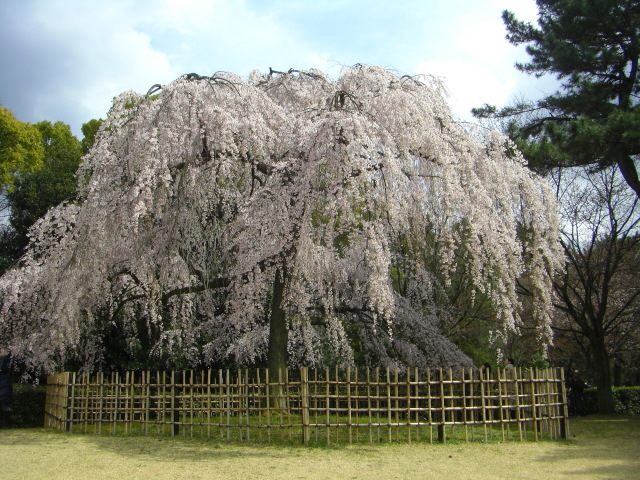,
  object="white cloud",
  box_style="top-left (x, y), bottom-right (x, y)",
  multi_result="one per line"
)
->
top-left (1, 0), bottom-right (548, 136)
top-left (415, 0), bottom-right (542, 121)
top-left (416, 59), bottom-right (516, 121)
